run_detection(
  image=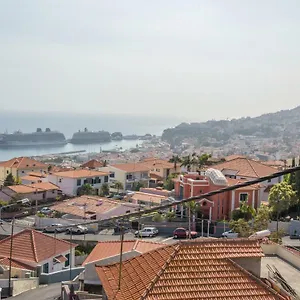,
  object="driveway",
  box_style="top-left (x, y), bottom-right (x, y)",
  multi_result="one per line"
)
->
top-left (7, 283), bottom-right (61, 300)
